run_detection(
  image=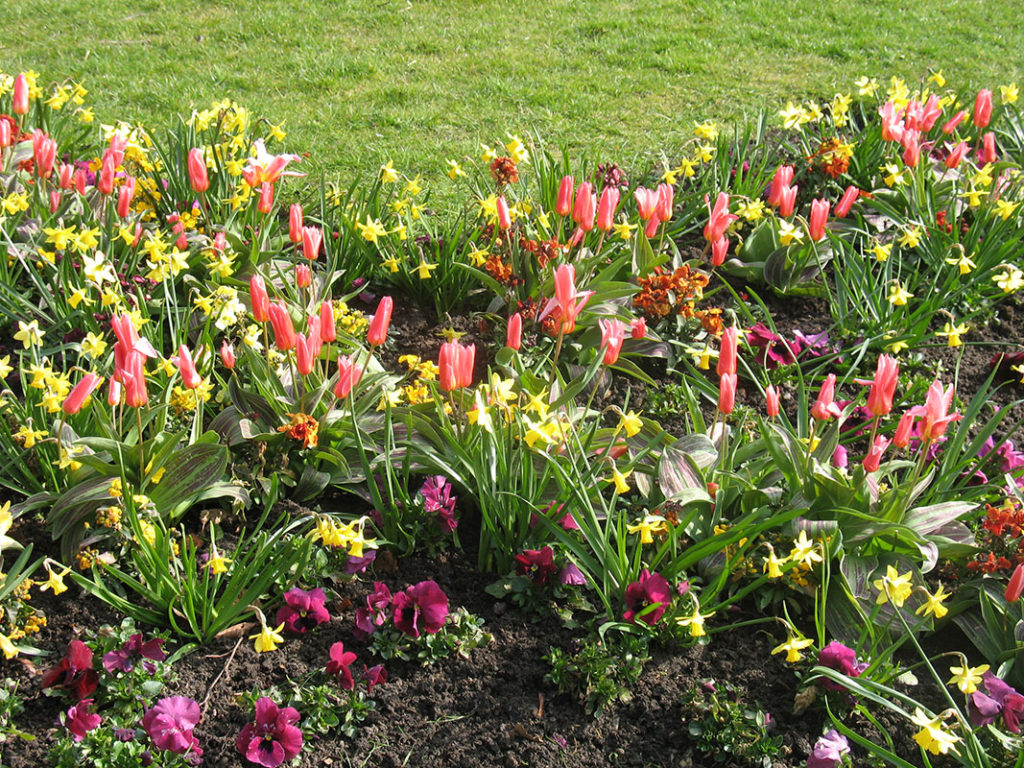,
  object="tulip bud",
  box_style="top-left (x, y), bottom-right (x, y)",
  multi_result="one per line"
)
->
top-left (630, 317), bottom-right (646, 340)
top-left (176, 344), bottom-right (202, 389)
top-left (597, 187), bottom-right (620, 231)
top-left (301, 226), bottom-right (322, 261)
top-left (367, 296), bottom-right (393, 347)
top-left (496, 196), bottom-right (511, 230)
top-left (12, 73), bottom-right (29, 115)
top-left (599, 318), bottom-right (626, 365)
top-left (295, 263), bottom-right (311, 288)
top-left (717, 327), bottom-right (738, 377)
top-left (58, 162), bottom-right (75, 190)
top-left (97, 151), bottom-right (116, 195)
top-left (117, 177), bottom-right (136, 218)
top-left (944, 141), bottom-right (969, 170)
top-left (711, 236), bottom-right (728, 267)
top-left (250, 275), bottom-right (270, 323)
top-left (63, 372), bottom-right (103, 415)
top-left (573, 182), bottom-right (596, 232)
top-left (767, 165), bottom-right (794, 207)
top-left (258, 182), bottom-right (274, 213)
top-left (655, 183), bottom-right (674, 223)
top-left (74, 168), bottom-right (88, 195)
top-left (941, 110), bottom-right (967, 135)
top-left (778, 185), bottom-right (797, 218)
top-left (1006, 563), bottom-right (1024, 603)
top-left (978, 132), bottom-right (998, 166)
top-left (295, 333), bottom-right (314, 375)
top-left (187, 148), bottom-right (209, 194)
top-left (220, 340), bottom-right (236, 370)
top-left (973, 88), bottom-right (993, 128)
top-left (268, 300), bottom-right (296, 351)
top-left (893, 411), bottom-right (916, 448)
top-left (862, 436), bottom-right (891, 473)
top-left (319, 301), bottom-right (336, 344)
top-left (213, 231), bottom-right (227, 254)
top-left (634, 187), bottom-right (658, 221)
top-left (811, 374), bottom-right (840, 421)
top-left (334, 355), bottom-right (363, 399)
top-left (0, 120), bottom-right (9, 148)
top-left (765, 385), bottom-right (780, 418)
top-left (834, 185), bottom-right (860, 219)
top-left (718, 373), bottom-right (736, 415)
top-left (808, 198), bottom-right (830, 242)
top-left (289, 203), bottom-right (304, 244)
top-left (867, 354), bottom-right (899, 418)
top-left (555, 175), bottom-right (574, 216)
top-left (506, 312), bottom-right (522, 351)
